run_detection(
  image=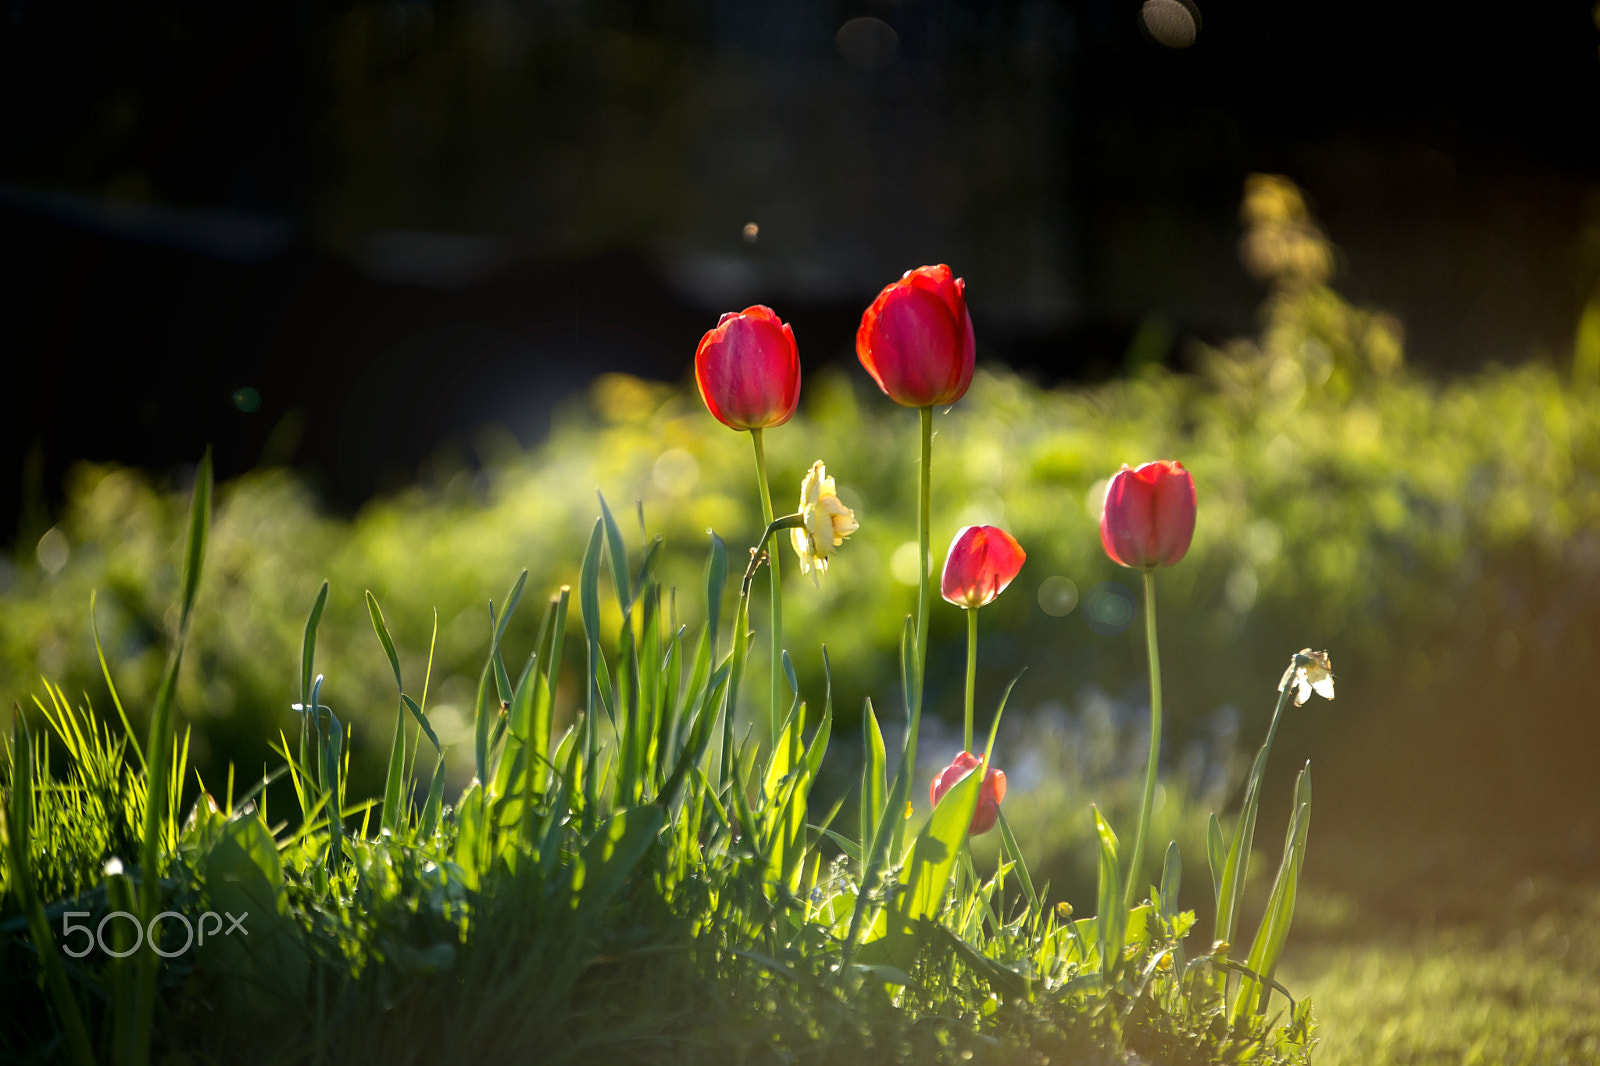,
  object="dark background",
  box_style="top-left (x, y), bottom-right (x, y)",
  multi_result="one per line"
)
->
top-left (5, 0), bottom-right (1599, 543)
